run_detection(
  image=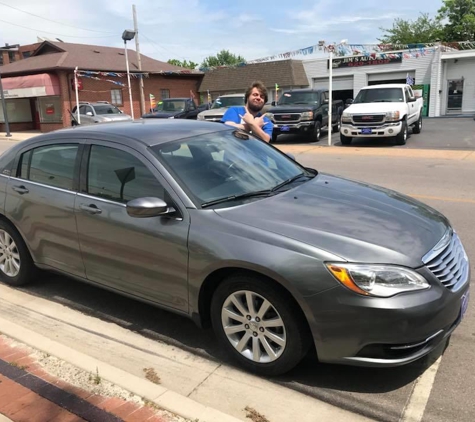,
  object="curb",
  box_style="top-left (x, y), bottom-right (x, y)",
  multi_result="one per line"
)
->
top-left (0, 317), bottom-right (241, 422)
